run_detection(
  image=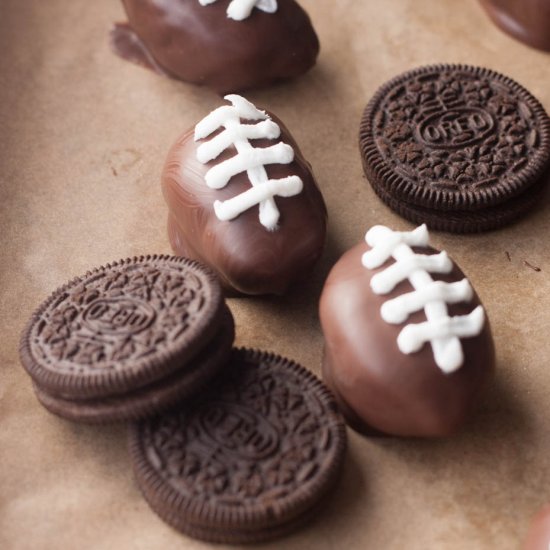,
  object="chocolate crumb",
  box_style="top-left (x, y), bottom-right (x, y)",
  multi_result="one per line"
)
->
top-left (523, 260), bottom-right (541, 272)
top-left (111, 166), bottom-right (118, 177)
top-left (505, 251), bottom-right (511, 262)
